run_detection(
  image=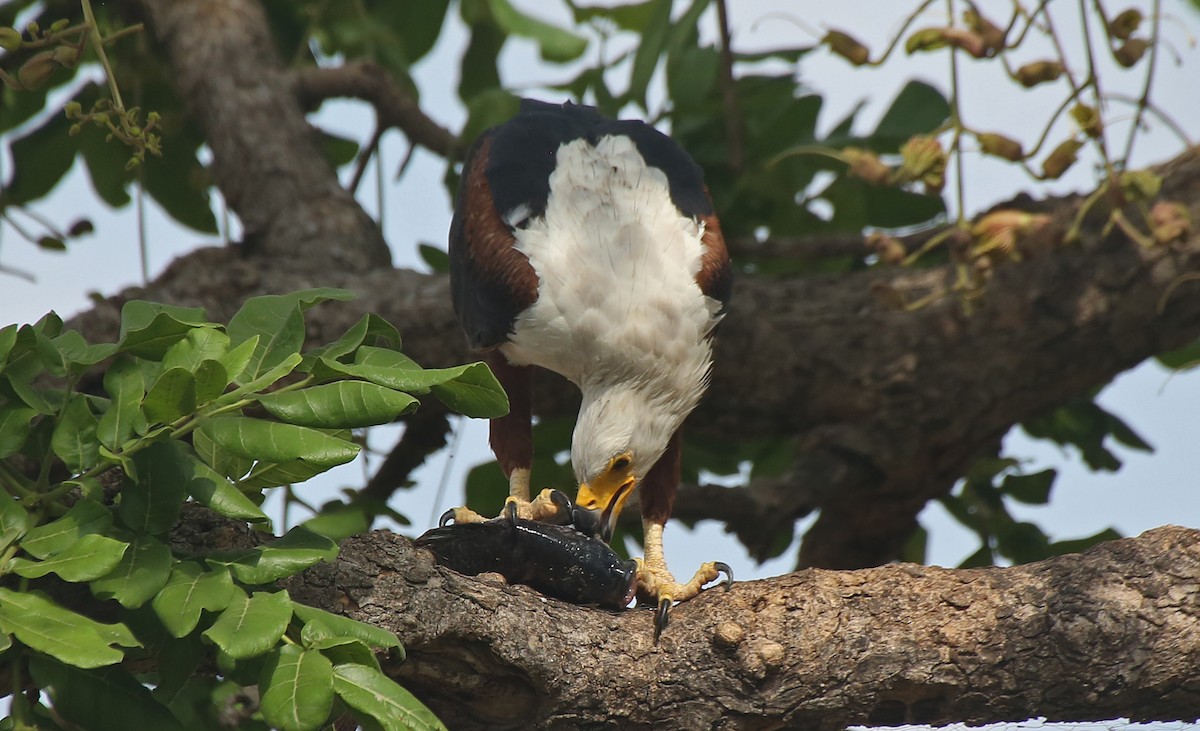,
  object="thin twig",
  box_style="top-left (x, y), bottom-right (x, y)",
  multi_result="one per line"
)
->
top-left (714, 0), bottom-right (744, 174)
